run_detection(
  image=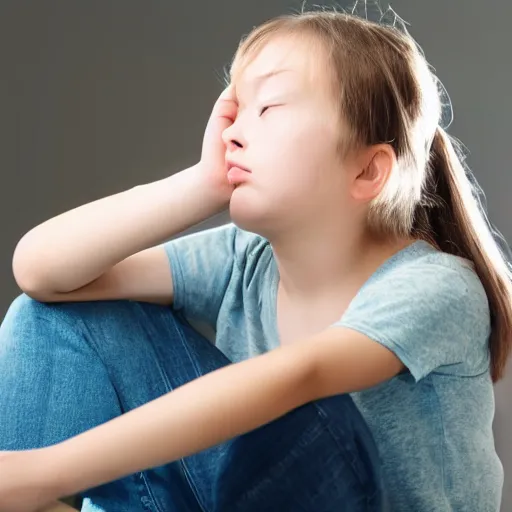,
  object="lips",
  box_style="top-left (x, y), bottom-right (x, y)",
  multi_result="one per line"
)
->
top-left (226, 160), bottom-right (251, 173)
top-left (226, 160), bottom-right (251, 186)
top-left (227, 166), bottom-right (250, 185)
